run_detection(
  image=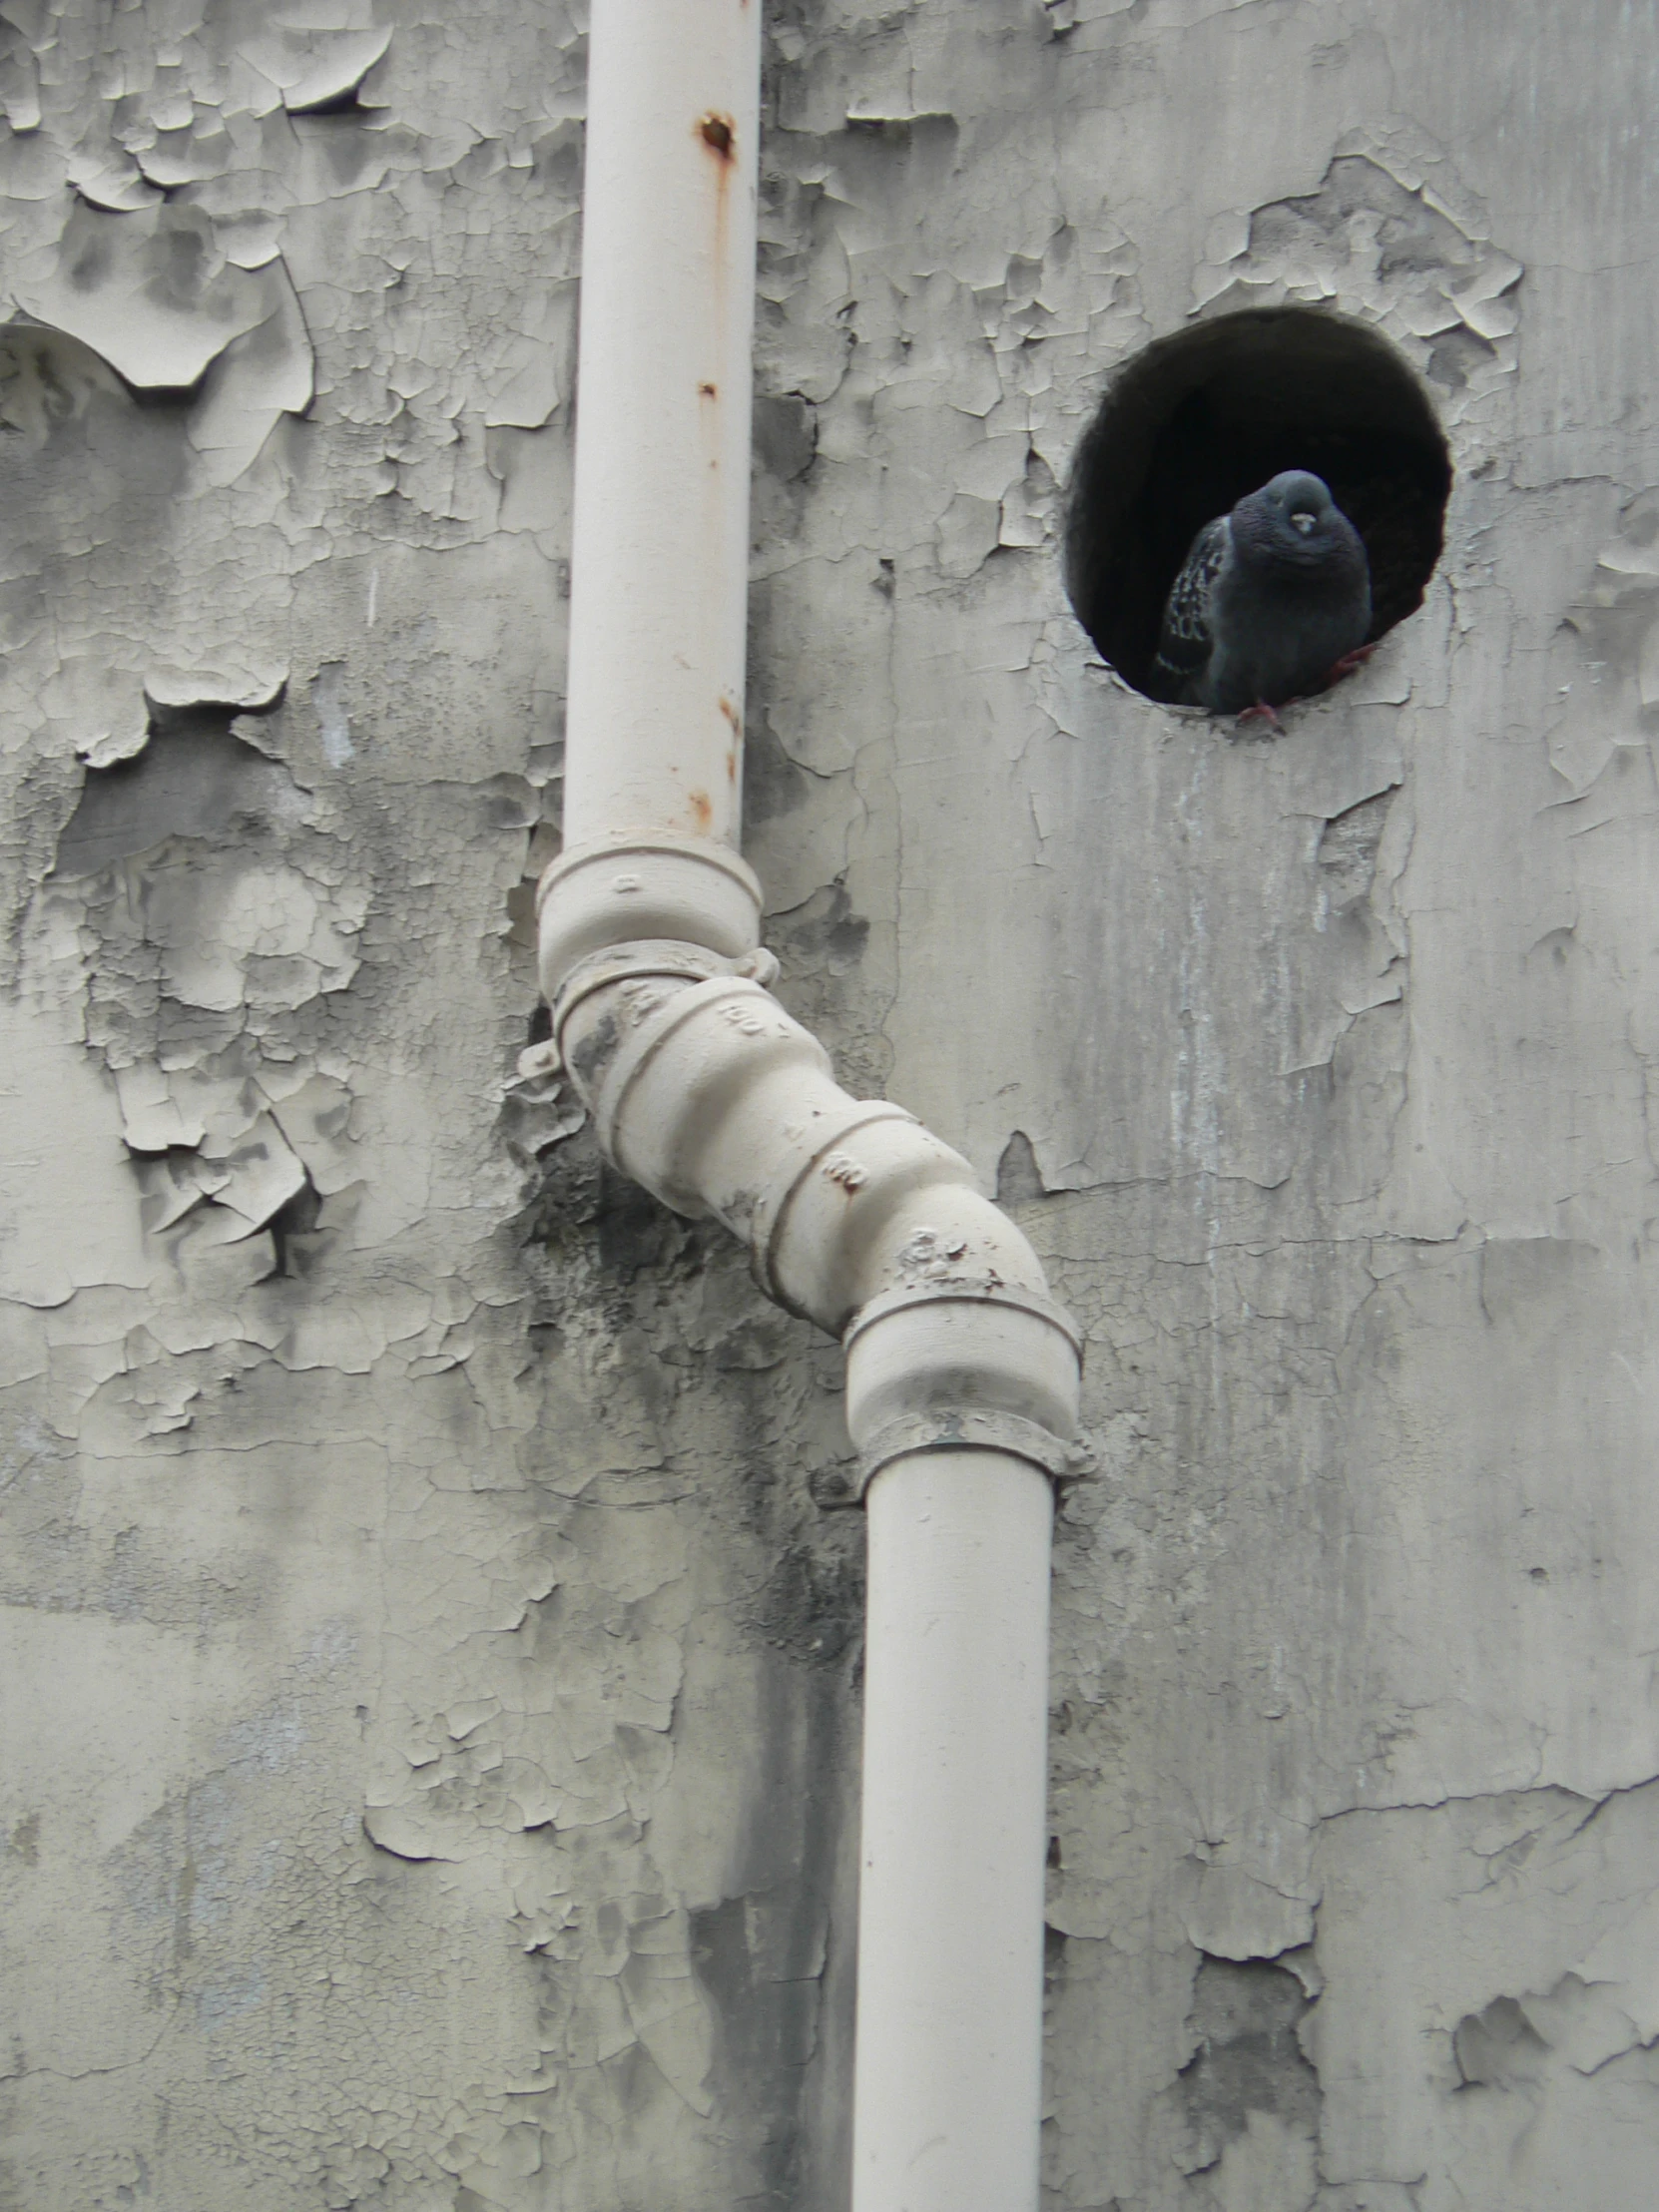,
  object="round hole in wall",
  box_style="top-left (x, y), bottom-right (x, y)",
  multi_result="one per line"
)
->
top-left (1063, 308), bottom-right (1452, 704)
